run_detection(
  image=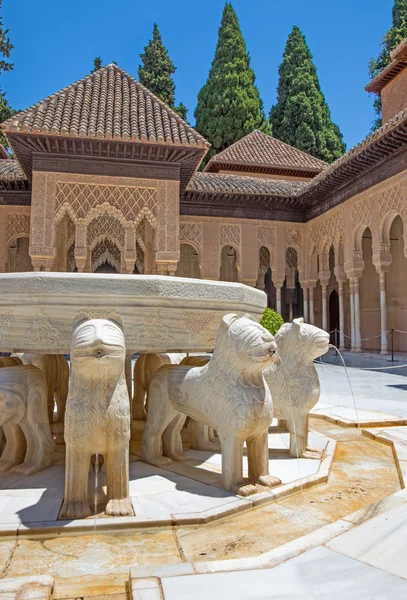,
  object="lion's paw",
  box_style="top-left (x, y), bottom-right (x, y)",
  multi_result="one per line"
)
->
top-left (195, 442), bottom-right (221, 452)
top-left (10, 463), bottom-right (45, 476)
top-left (106, 497), bottom-right (133, 517)
top-left (235, 484), bottom-right (258, 497)
top-left (59, 500), bottom-right (91, 520)
top-left (257, 474), bottom-right (281, 488)
top-left (0, 460), bottom-right (17, 473)
top-left (142, 454), bottom-right (173, 468)
top-left (168, 452), bottom-right (190, 462)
